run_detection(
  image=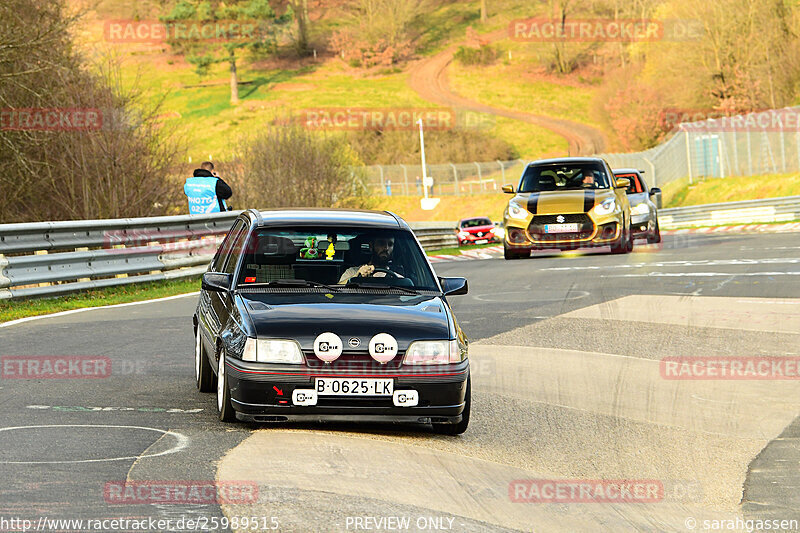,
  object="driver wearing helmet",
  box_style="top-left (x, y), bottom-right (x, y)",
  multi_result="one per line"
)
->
top-left (338, 236), bottom-right (400, 284)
